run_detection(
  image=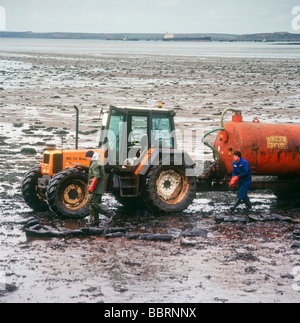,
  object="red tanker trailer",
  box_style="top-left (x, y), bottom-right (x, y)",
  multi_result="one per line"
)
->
top-left (199, 108), bottom-right (300, 194)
